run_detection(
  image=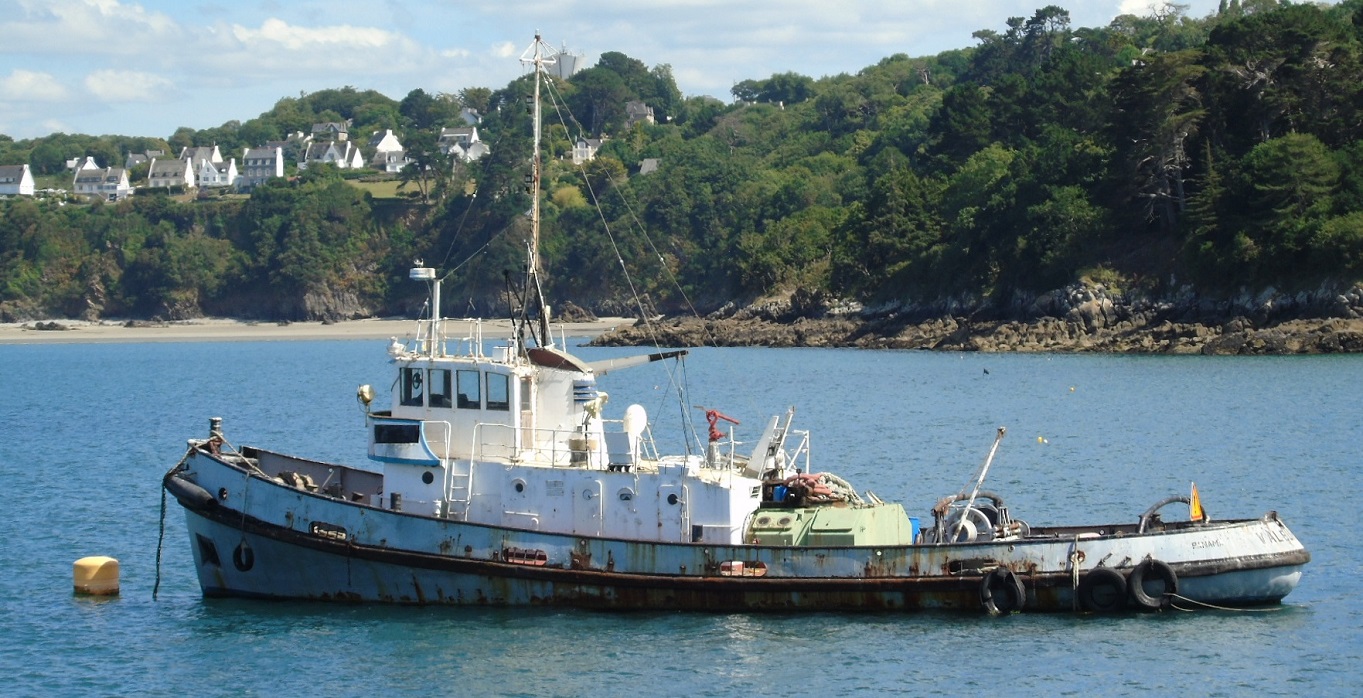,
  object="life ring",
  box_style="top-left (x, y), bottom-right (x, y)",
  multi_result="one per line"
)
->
top-left (1077, 567), bottom-right (1128, 613)
top-left (1128, 559), bottom-right (1178, 610)
top-left (980, 567), bottom-right (1026, 615)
